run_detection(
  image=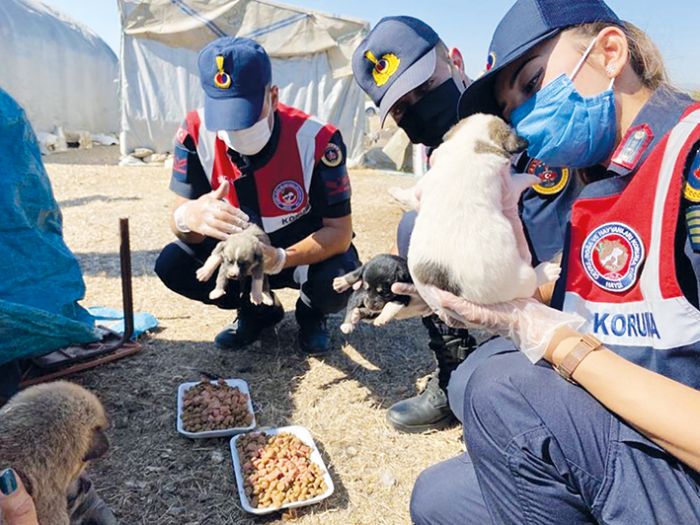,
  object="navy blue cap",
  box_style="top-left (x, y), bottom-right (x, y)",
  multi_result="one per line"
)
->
top-left (198, 37), bottom-right (272, 131)
top-left (352, 16), bottom-right (440, 125)
top-left (458, 0), bottom-right (621, 119)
